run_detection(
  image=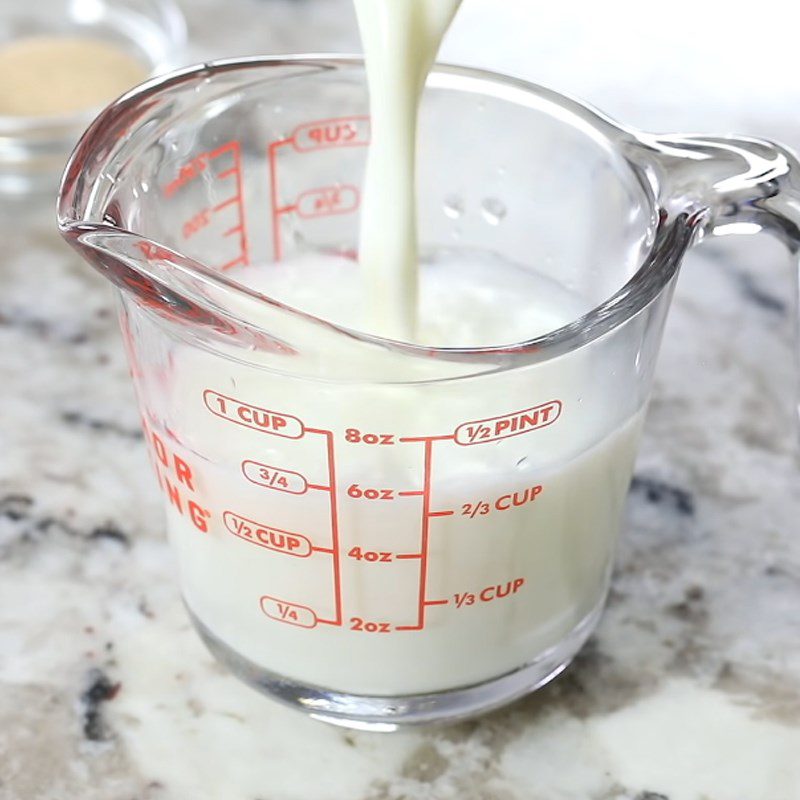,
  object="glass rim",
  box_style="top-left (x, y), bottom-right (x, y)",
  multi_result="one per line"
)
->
top-left (58, 55), bottom-right (697, 366)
